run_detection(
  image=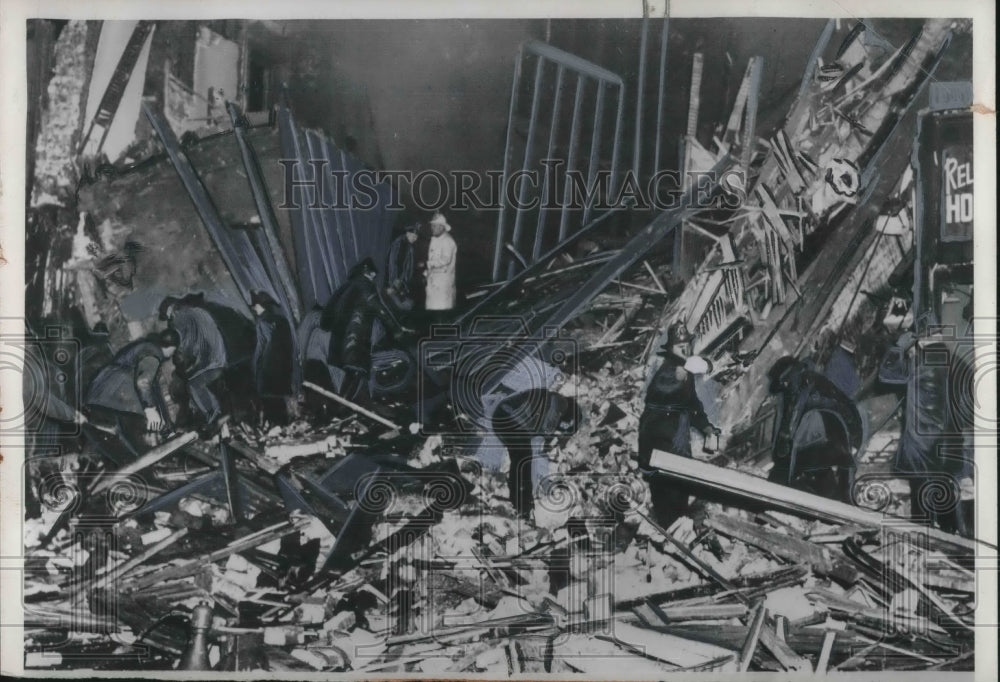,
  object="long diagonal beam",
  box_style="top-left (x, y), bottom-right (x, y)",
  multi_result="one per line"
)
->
top-left (474, 156), bottom-right (732, 396)
top-left (226, 102), bottom-right (303, 322)
top-left (143, 102), bottom-right (255, 307)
